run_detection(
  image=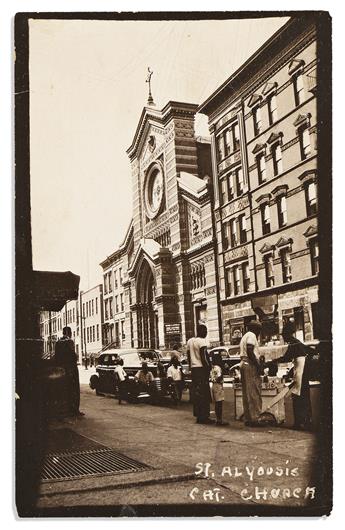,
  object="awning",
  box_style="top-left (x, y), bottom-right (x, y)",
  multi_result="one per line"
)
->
top-left (32, 270), bottom-right (80, 311)
top-left (251, 294), bottom-right (278, 317)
